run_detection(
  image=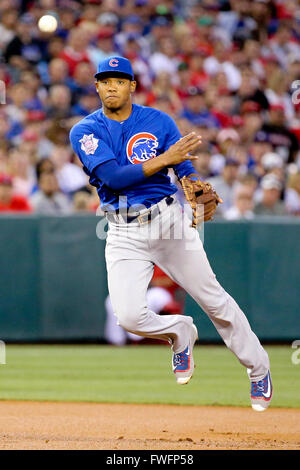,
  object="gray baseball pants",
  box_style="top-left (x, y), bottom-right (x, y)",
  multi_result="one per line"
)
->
top-left (105, 196), bottom-right (270, 381)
